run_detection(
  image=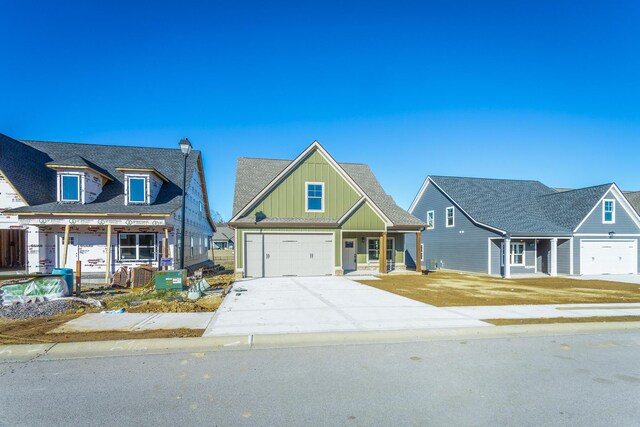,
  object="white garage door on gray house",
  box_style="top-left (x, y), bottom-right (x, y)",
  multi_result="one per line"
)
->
top-left (406, 176), bottom-right (640, 278)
